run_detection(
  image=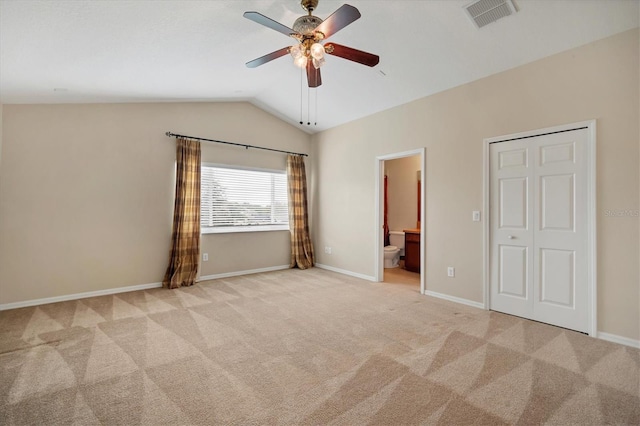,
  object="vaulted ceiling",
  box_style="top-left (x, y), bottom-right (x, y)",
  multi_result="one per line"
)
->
top-left (1, 0), bottom-right (638, 132)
